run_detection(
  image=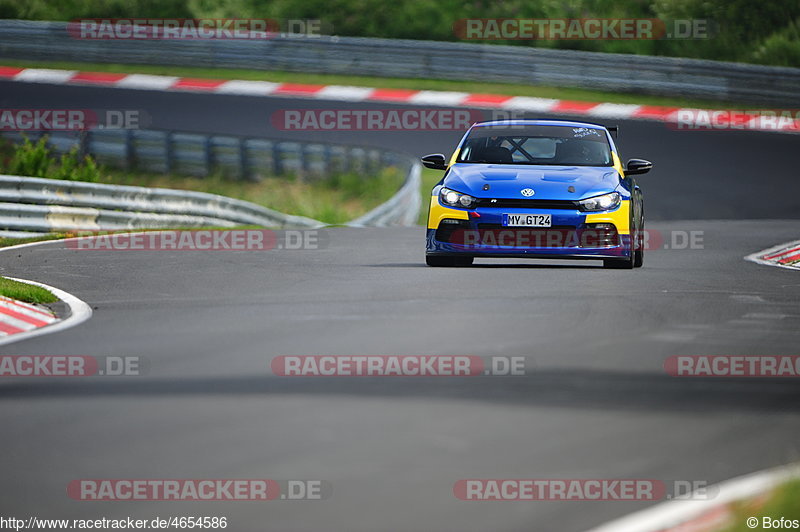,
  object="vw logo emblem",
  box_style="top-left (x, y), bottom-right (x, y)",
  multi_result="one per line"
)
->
top-left (521, 188), bottom-right (535, 197)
